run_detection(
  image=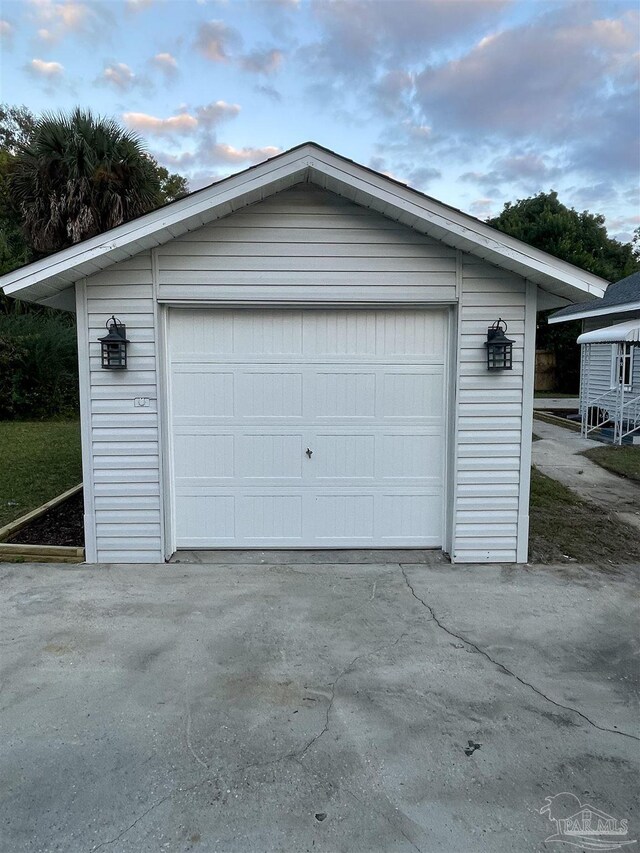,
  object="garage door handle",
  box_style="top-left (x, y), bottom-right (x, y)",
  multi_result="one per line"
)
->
top-left (306, 448), bottom-right (313, 458)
